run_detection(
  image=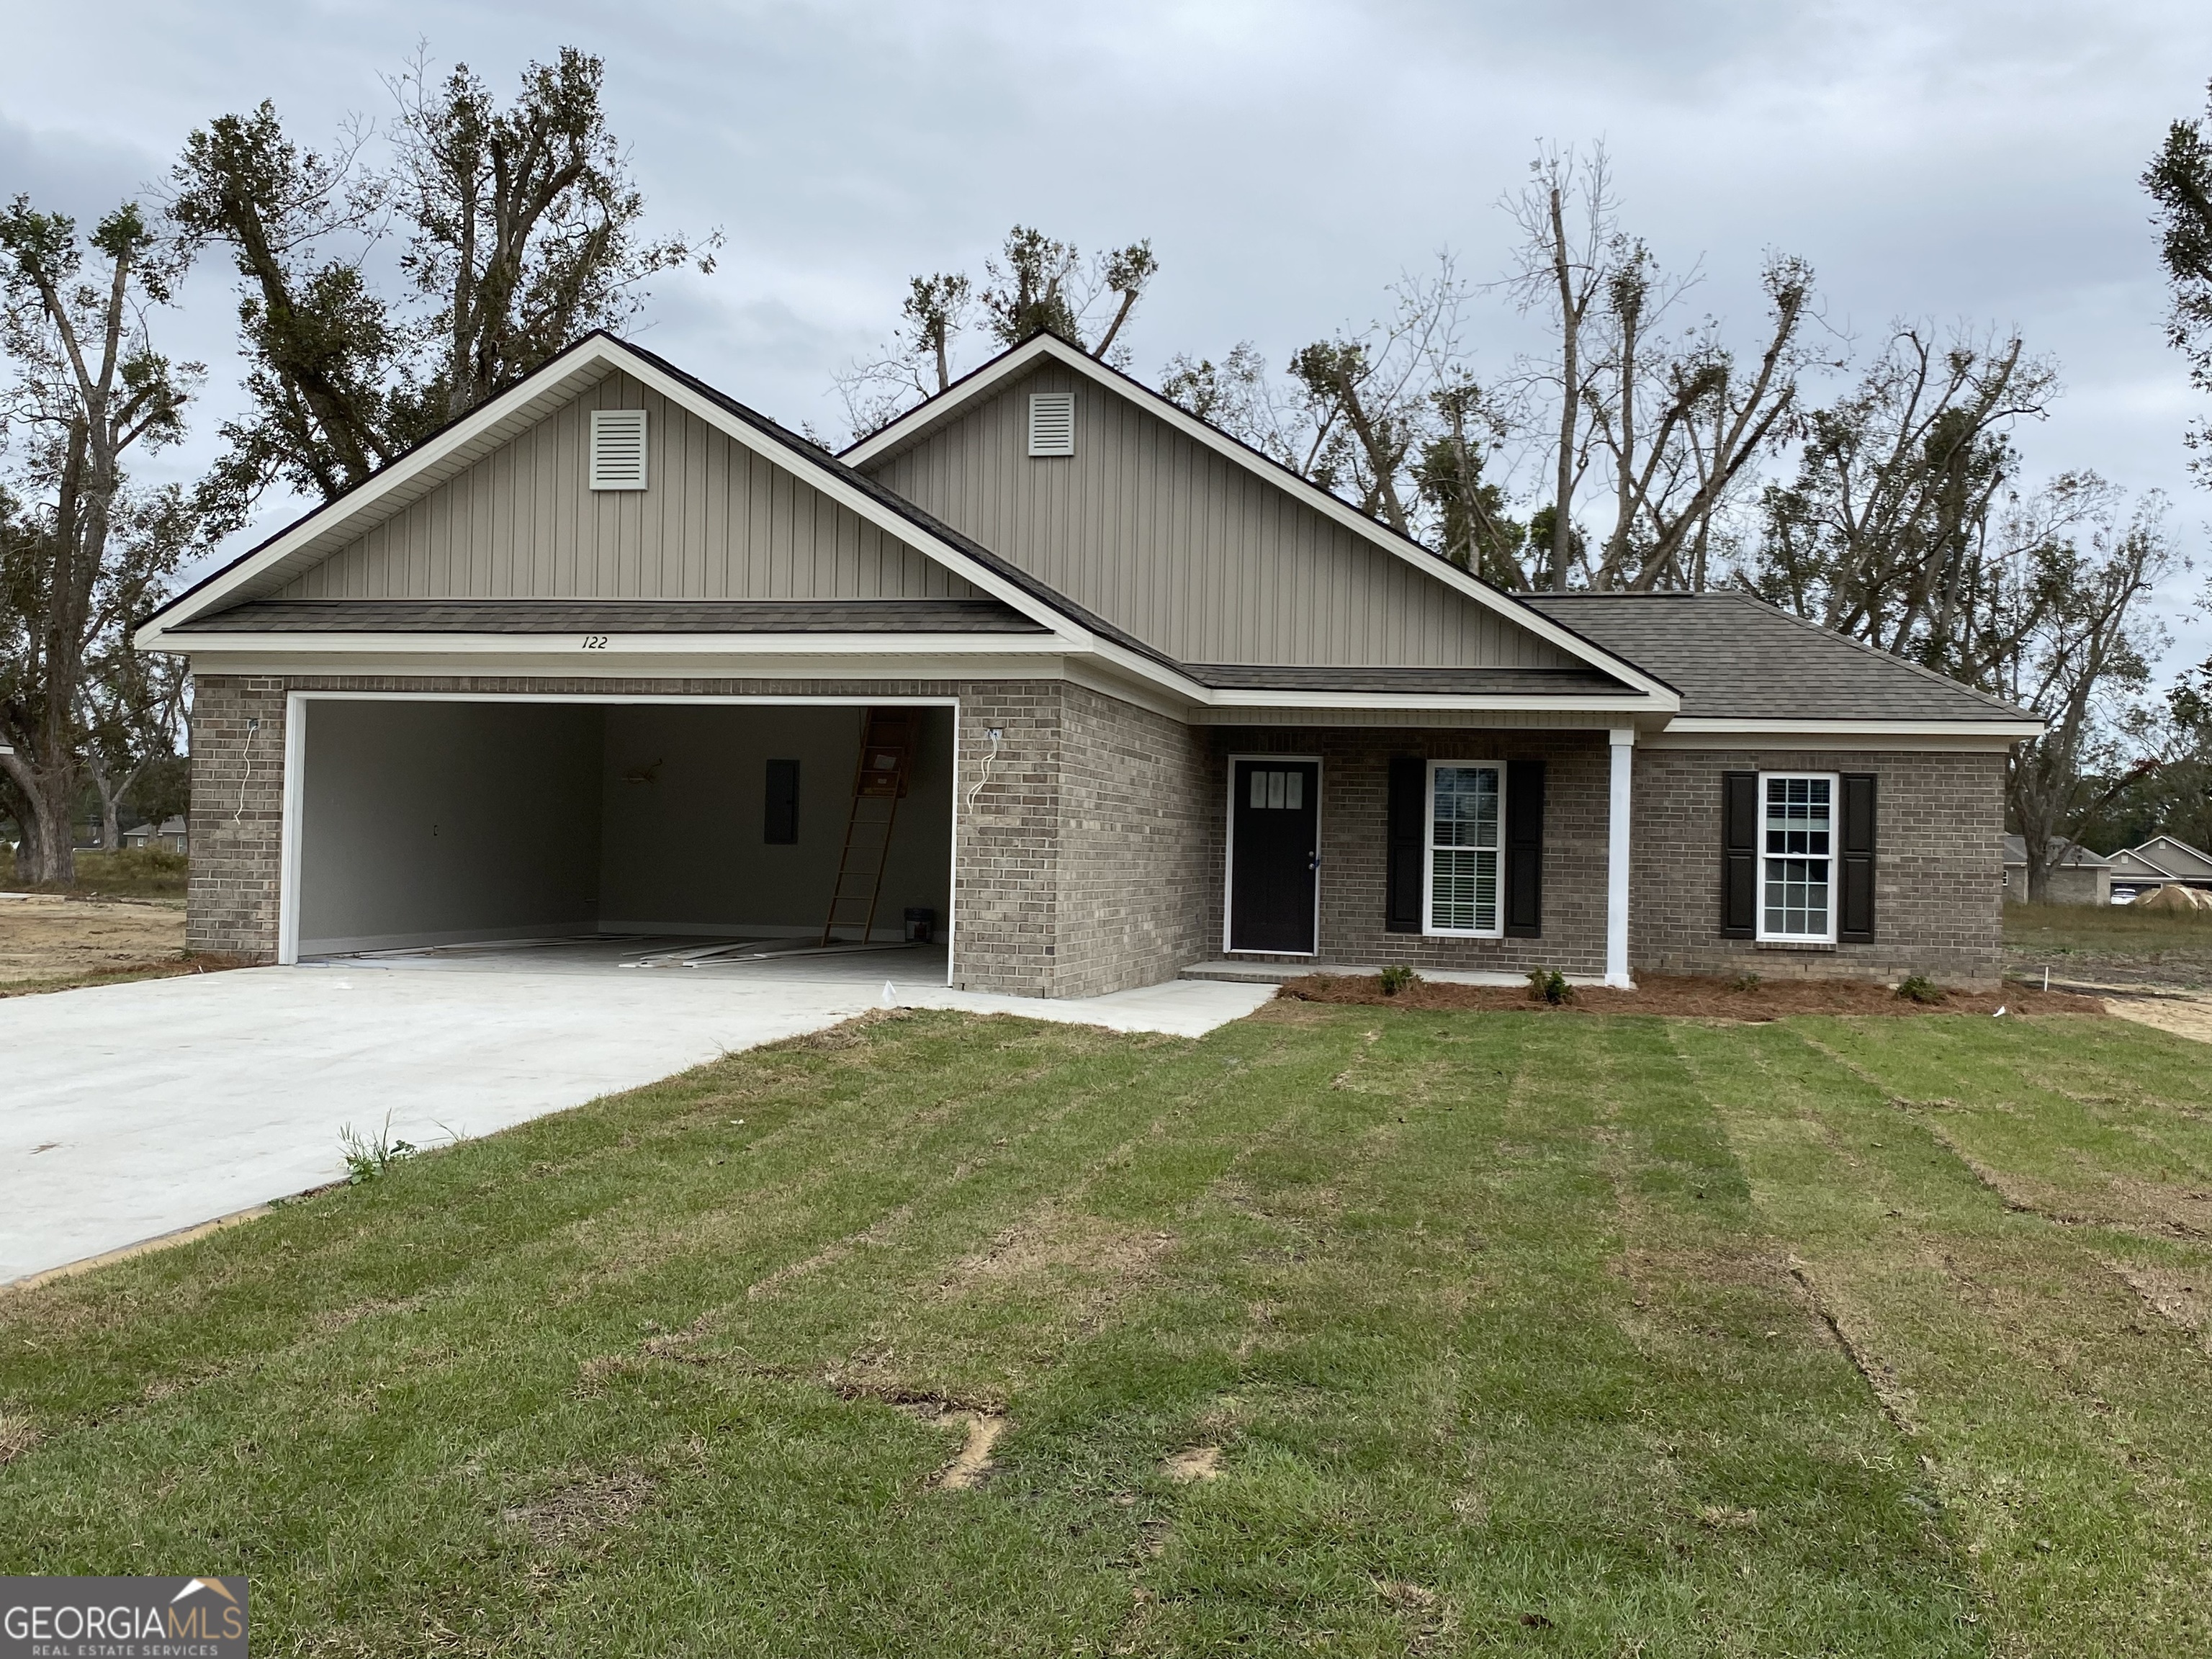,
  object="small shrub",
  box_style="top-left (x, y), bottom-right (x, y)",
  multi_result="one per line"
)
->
top-left (1729, 972), bottom-right (1762, 993)
top-left (1377, 964), bottom-right (1419, 997)
top-left (1527, 968), bottom-right (1573, 1005)
top-left (339, 1115), bottom-right (419, 1185)
top-left (1894, 974), bottom-right (1946, 1005)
